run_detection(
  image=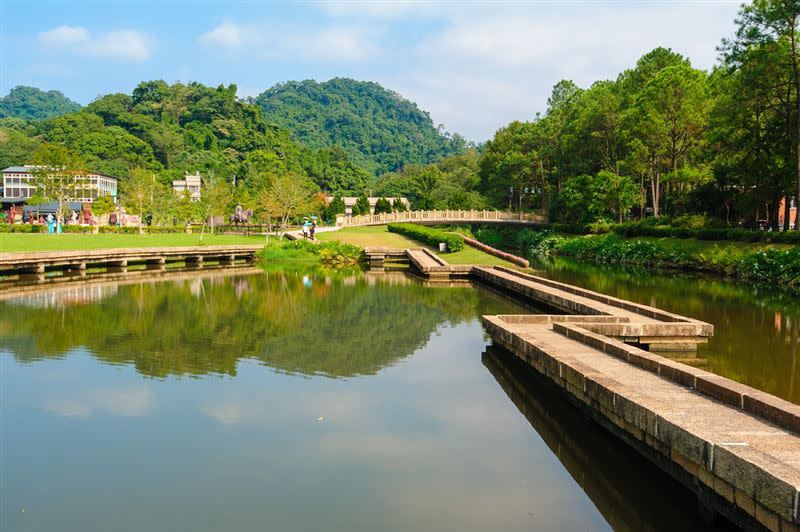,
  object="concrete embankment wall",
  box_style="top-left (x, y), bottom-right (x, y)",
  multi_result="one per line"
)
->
top-left (474, 265), bottom-right (800, 532)
top-left (483, 315), bottom-right (800, 531)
